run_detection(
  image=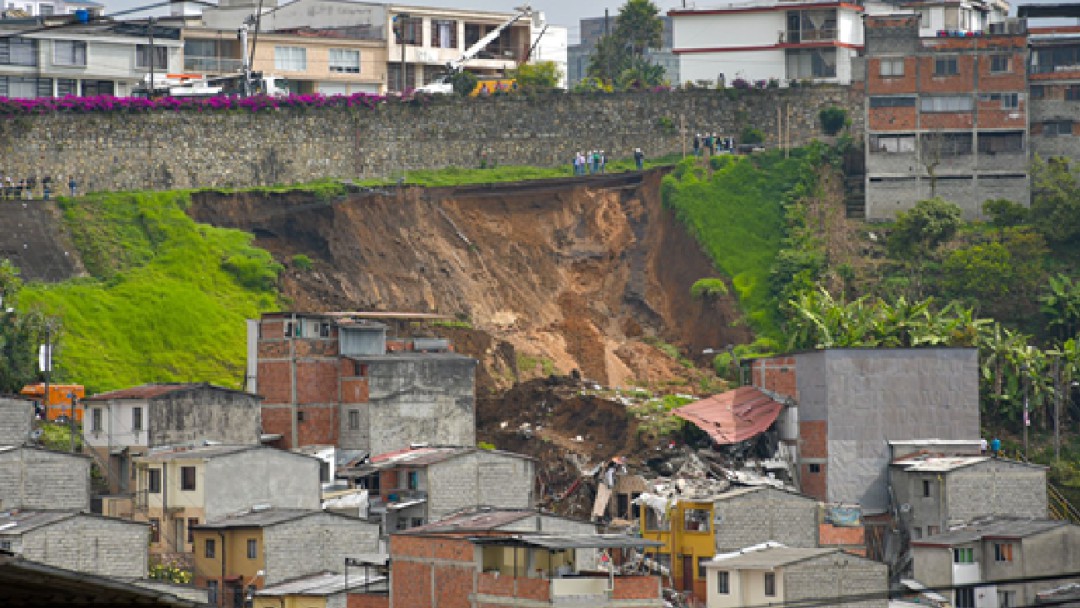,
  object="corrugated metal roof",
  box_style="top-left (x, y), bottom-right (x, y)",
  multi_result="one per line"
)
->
top-left (137, 445), bottom-right (256, 462)
top-left (87, 383), bottom-right (255, 401)
top-left (892, 456), bottom-right (989, 472)
top-left (673, 387), bottom-right (785, 445)
top-left (470, 534), bottom-right (663, 550)
top-left (707, 547), bottom-right (839, 569)
top-left (194, 509), bottom-right (322, 529)
top-left (912, 518), bottom-right (1067, 546)
top-left (255, 571), bottom-right (387, 596)
top-left (0, 511), bottom-right (76, 534)
top-left (405, 510), bottom-right (535, 533)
